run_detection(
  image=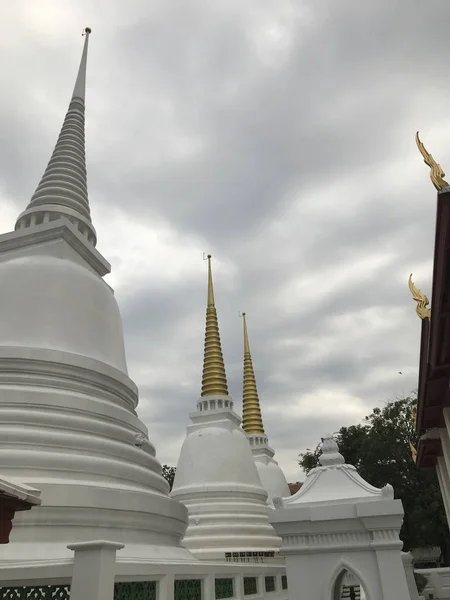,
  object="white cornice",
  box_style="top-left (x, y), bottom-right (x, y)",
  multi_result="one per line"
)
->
top-left (0, 220), bottom-right (110, 276)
